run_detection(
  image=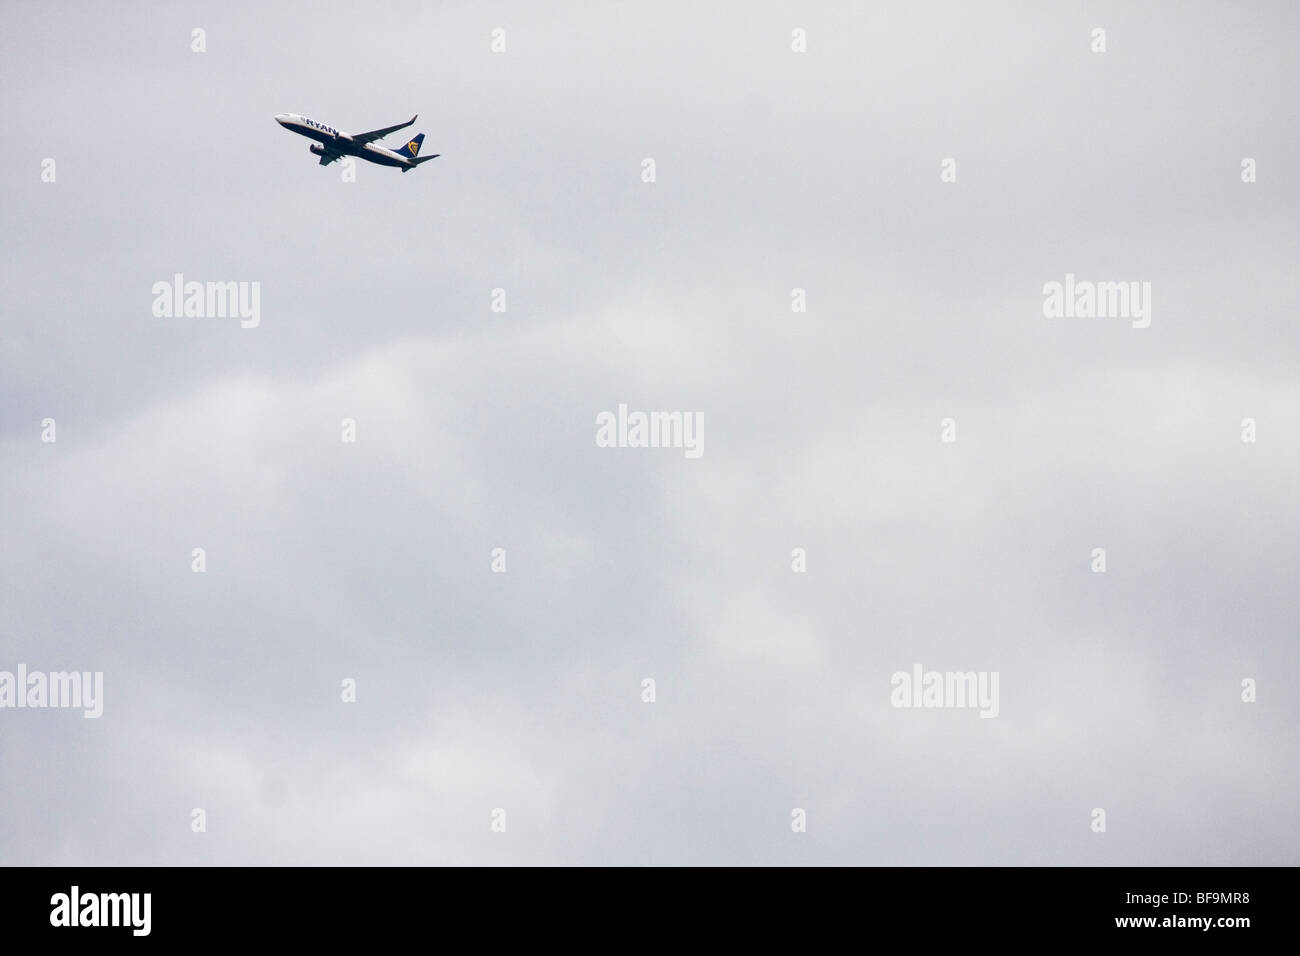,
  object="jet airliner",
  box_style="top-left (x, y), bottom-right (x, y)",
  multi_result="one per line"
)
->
top-left (275, 113), bottom-right (439, 171)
